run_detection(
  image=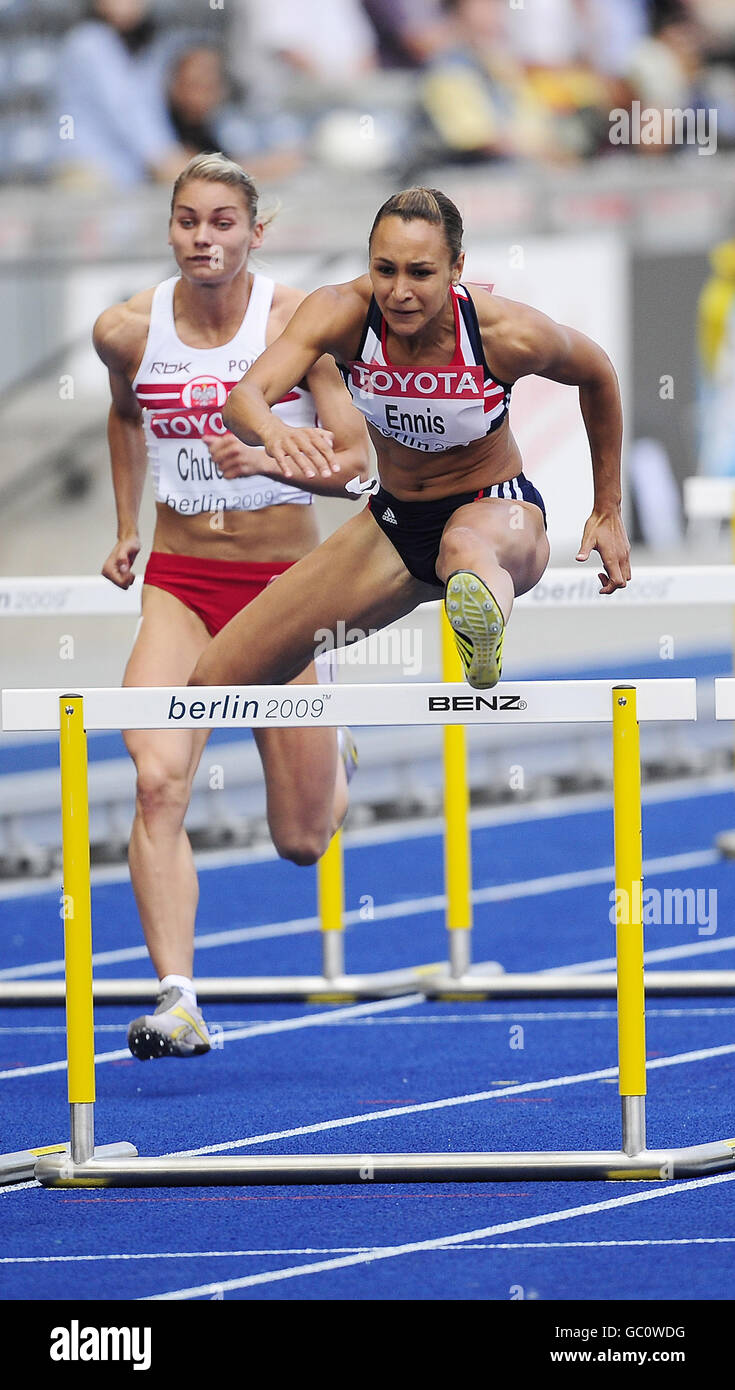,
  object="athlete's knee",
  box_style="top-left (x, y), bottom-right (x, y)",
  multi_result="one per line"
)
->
top-left (271, 822), bottom-right (331, 866)
top-left (134, 755), bottom-right (192, 824)
top-left (437, 523), bottom-right (491, 575)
